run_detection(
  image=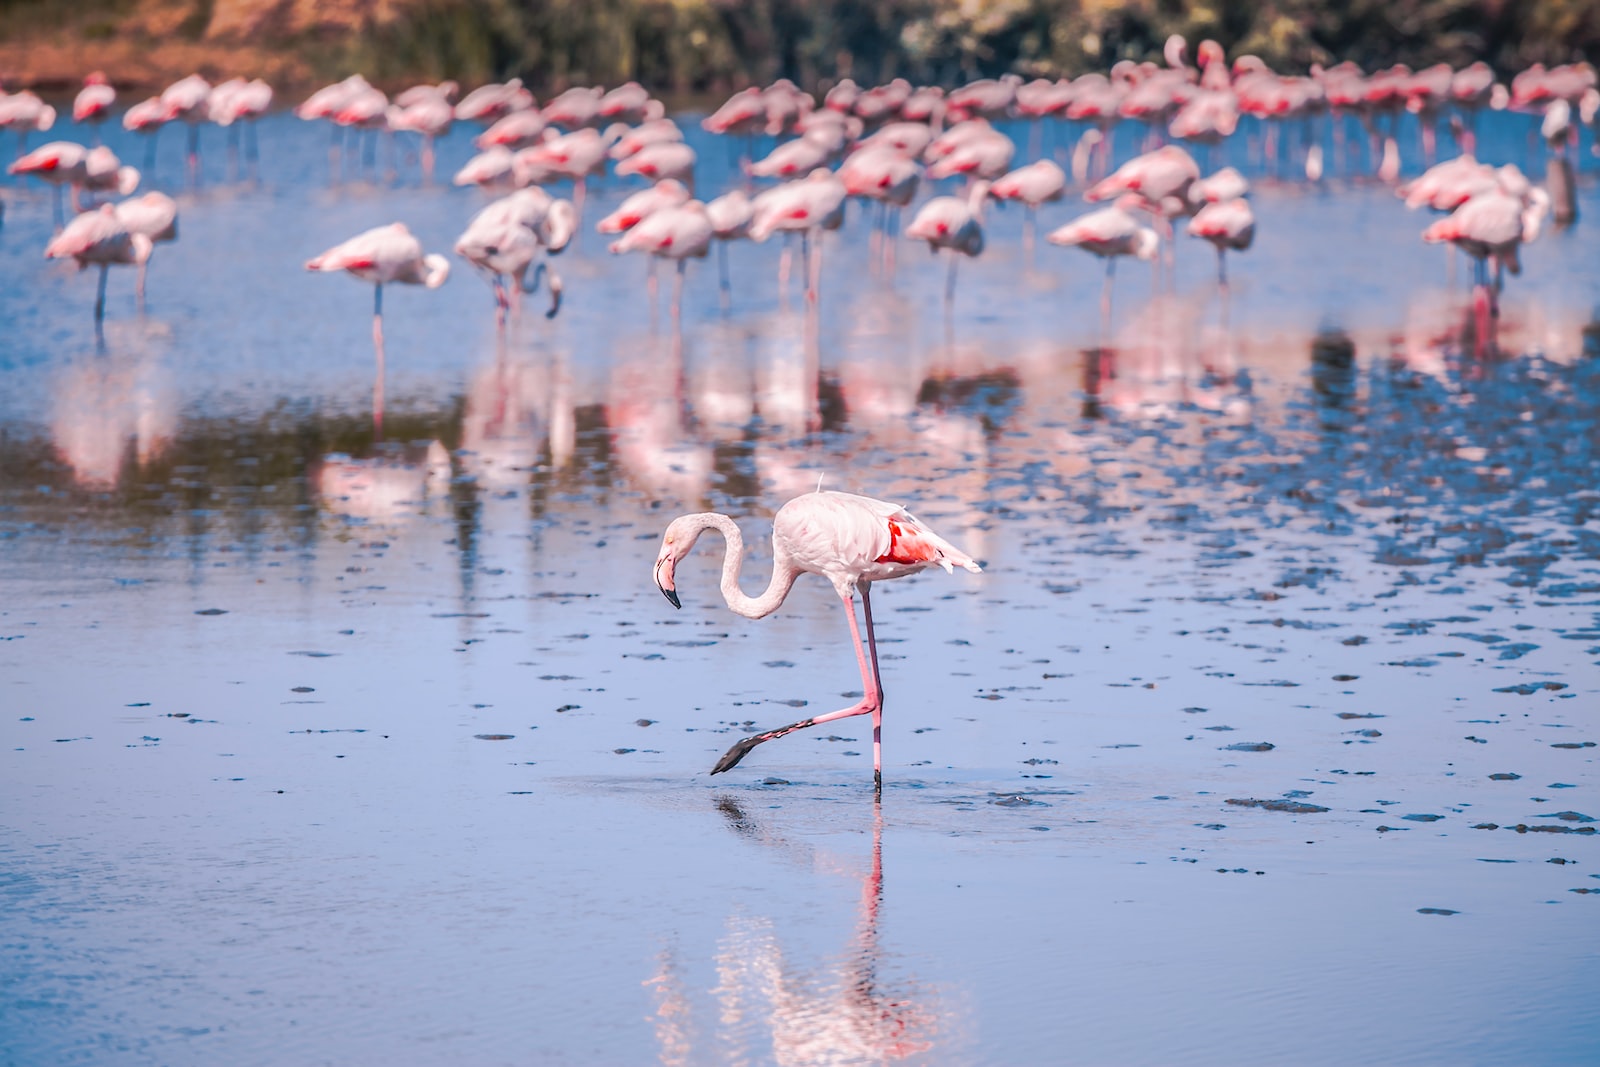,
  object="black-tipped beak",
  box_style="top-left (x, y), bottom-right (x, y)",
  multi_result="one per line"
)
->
top-left (660, 585), bottom-right (681, 609)
top-left (654, 558), bottom-right (681, 608)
